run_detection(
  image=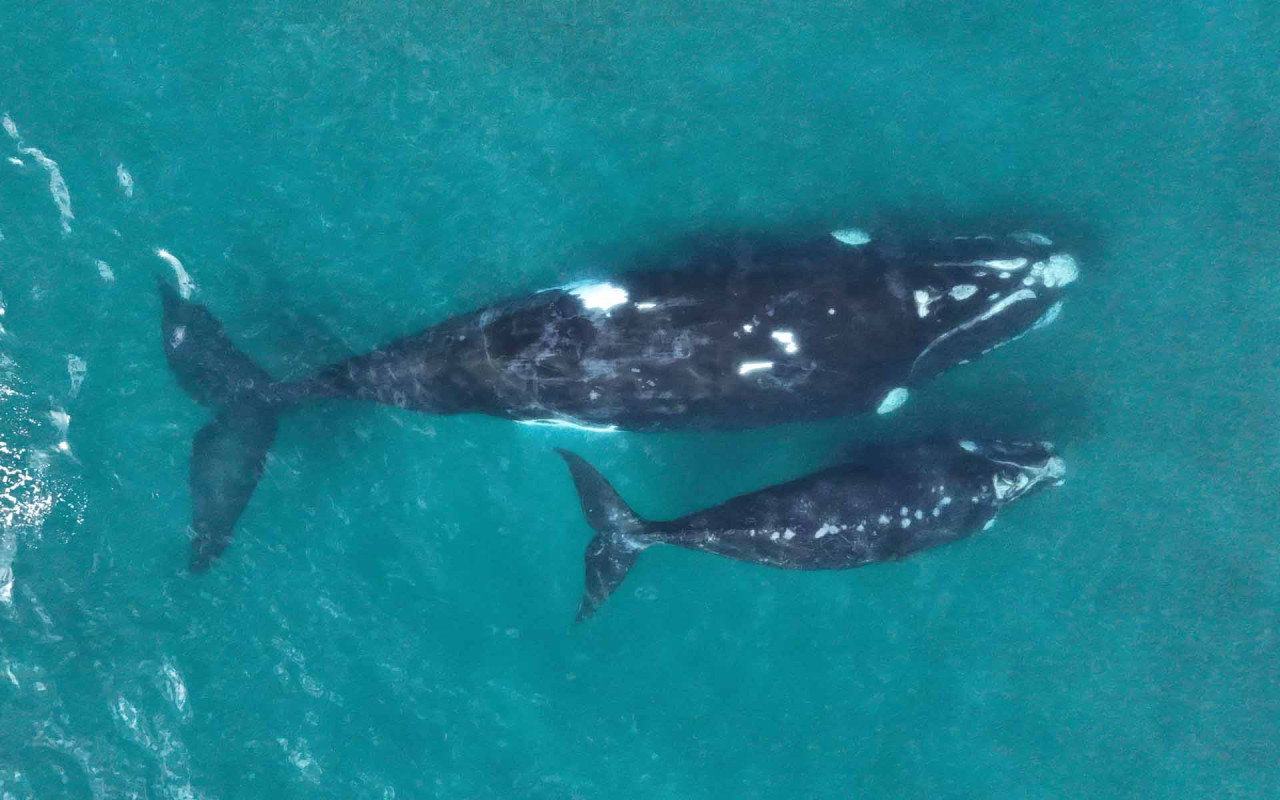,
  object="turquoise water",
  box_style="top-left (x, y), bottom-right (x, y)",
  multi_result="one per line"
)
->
top-left (2, 2), bottom-right (1277, 797)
